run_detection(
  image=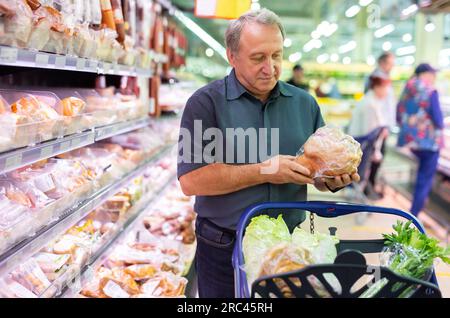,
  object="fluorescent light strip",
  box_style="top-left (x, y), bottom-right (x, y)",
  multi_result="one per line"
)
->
top-left (174, 11), bottom-right (227, 61)
top-left (359, 0), bottom-right (373, 6)
top-left (338, 40), bottom-right (357, 54)
top-left (401, 4), bottom-right (418, 17)
top-left (396, 45), bottom-right (416, 56)
top-left (345, 5), bottom-right (360, 18)
top-left (374, 24), bottom-right (395, 38)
